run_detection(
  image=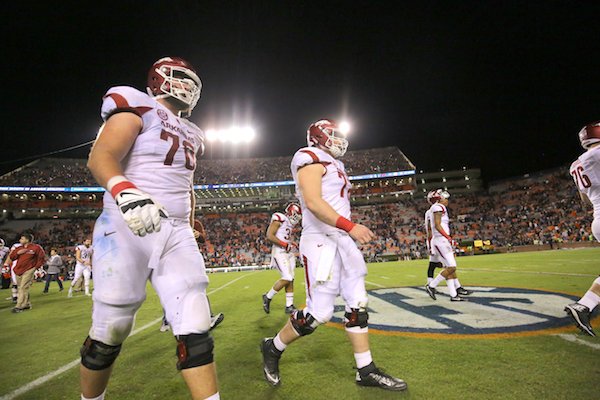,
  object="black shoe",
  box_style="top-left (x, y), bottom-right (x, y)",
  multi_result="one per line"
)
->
top-left (262, 294), bottom-right (271, 314)
top-left (42, 291), bottom-right (48, 294)
top-left (284, 305), bottom-right (296, 314)
top-left (356, 362), bottom-right (407, 391)
top-left (59, 288), bottom-right (64, 291)
top-left (450, 296), bottom-right (466, 302)
top-left (456, 287), bottom-right (472, 296)
top-left (209, 313), bottom-right (224, 331)
top-left (425, 285), bottom-right (437, 300)
top-left (12, 298), bottom-right (17, 304)
top-left (22, 304), bottom-right (31, 310)
top-left (565, 303), bottom-right (596, 337)
top-left (260, 338), bottom-right (282, 386)
top-left (11, 308), bottom-right (23, 314)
